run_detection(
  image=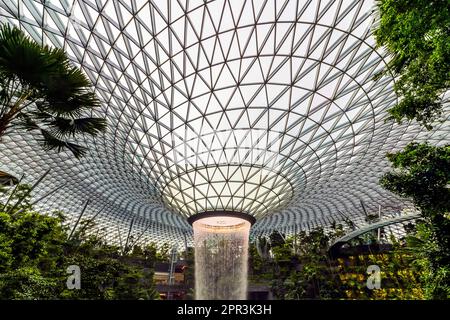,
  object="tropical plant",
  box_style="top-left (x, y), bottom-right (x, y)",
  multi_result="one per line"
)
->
top-left (0, 24), bottom-right (106, 158)
top-left (374, 0), bottom-right (450, 129)
top-left (380, 142), bottom-right (450, 299)
top-left (61, 235), bottom-right (159, 300)
top-left (375, 0), bottom-right (450, 300)
top-left (0, 184), bottom-right (68, 299)
top-left (403, 222), bottom-right (449, 299)
top-left (0, 183), bottom-right (161, 300)
top-left (248, 226), bottom-right (426, 300)
top-left (282, 228), bottom-right (340, 300)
